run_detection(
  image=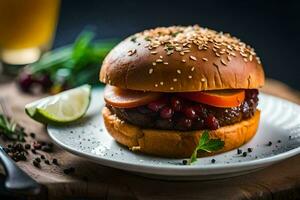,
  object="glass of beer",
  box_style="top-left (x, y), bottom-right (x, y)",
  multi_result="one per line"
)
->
top-left (0, 0), bottom-right (60, 66)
